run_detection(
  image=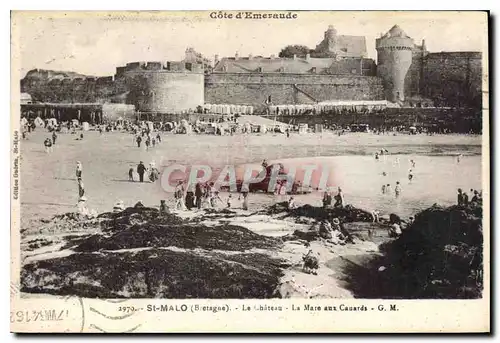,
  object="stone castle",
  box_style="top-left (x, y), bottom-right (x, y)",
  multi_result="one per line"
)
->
top-left (21, 25), bottom-right (483, 113)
